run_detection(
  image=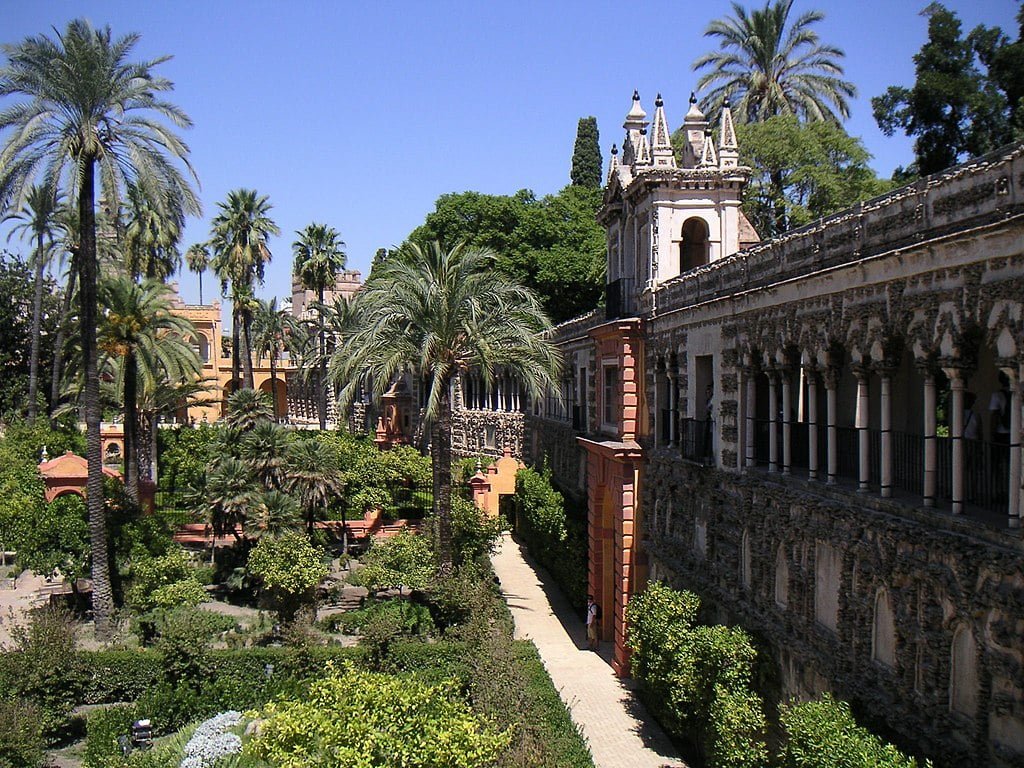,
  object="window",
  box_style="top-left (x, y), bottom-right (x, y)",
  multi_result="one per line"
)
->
top-left (680, 217), bottom-right (710, 272)
top-left (603, 364), bottom-right (619, 430)
top-left (484, 425), bottom-right (496, 450)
